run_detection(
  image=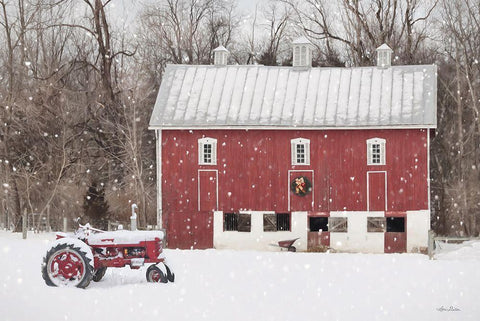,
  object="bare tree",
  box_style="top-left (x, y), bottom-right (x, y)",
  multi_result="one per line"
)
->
top-left (431, 0), bottom-right (480, 236)
top-left (281, 0), bottom-right (438, 66)
top-left (256, 1), bottom-right (292, 66)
